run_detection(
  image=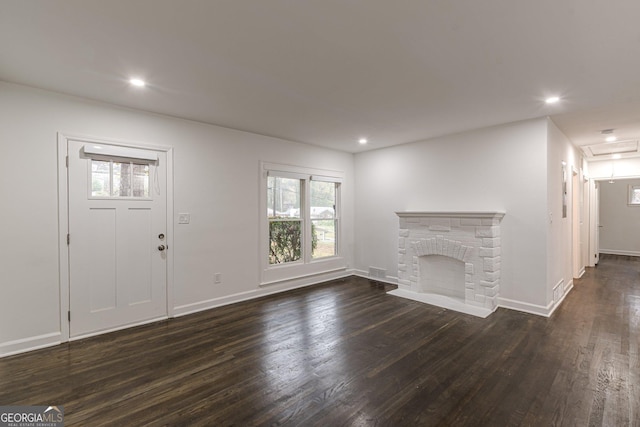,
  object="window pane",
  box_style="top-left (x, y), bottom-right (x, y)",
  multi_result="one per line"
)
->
top-left (310, 181), bottom-right (335, 219)
top-left (91, 160), bottom-right (111, 197)
top-left (312, 219), bottom-right (336, 258)
top-left (269, 220), bottom-right (302, 264)
top-left (267, 176), bottom-right (301, 218)
top-left (112, 162), bottom-right (132, 197)
top-left (132, 163), bottom-right (150, 197)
